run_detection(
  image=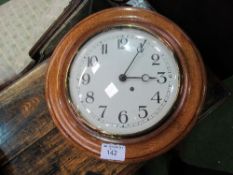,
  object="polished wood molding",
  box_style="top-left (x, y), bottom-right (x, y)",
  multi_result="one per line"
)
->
top-left (46, 7), bottom-right (206, 163)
